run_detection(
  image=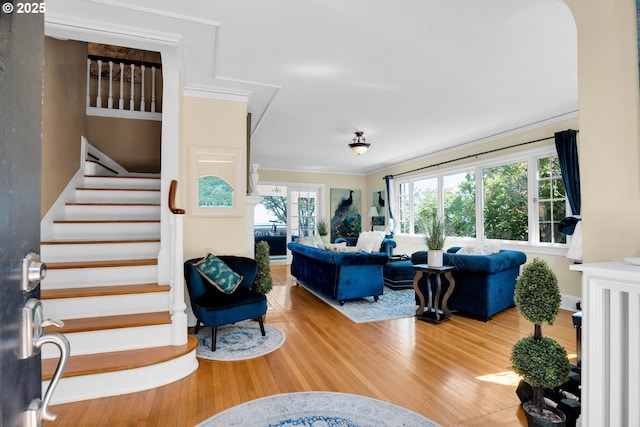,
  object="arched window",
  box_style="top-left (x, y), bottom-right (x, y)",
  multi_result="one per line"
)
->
top-left (198, 175), bottom-right (233, 208)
